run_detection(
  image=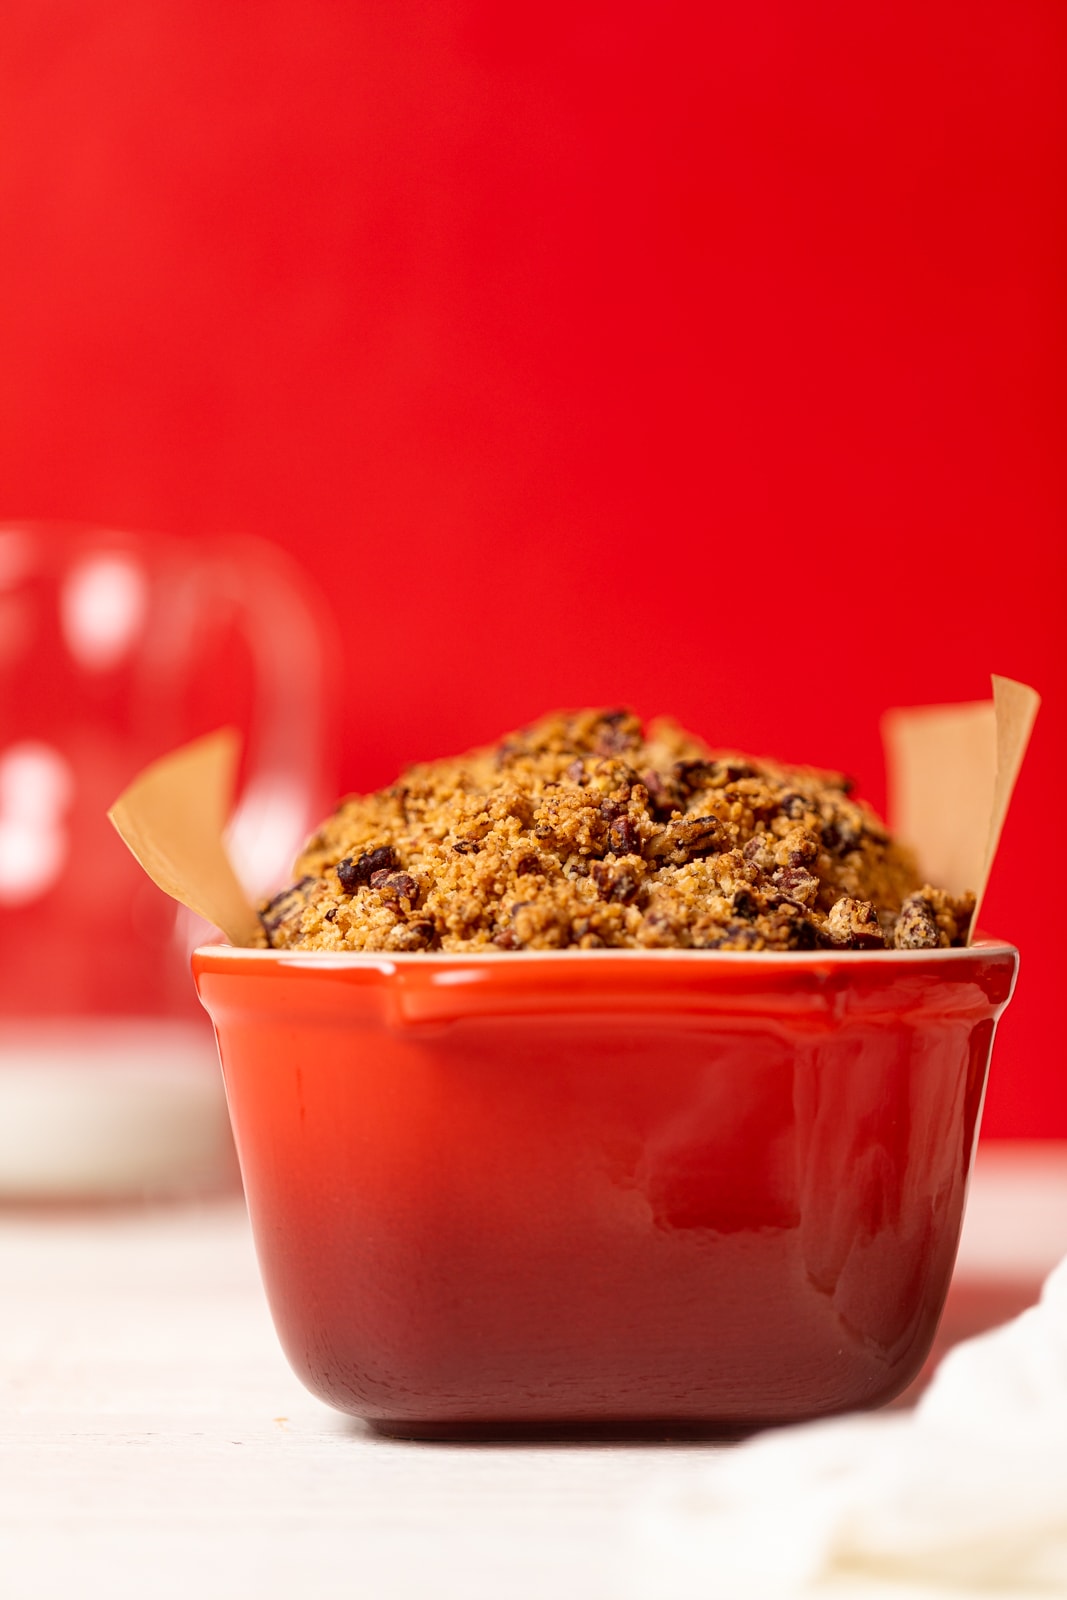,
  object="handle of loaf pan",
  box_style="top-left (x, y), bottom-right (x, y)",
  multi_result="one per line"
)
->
top-left (383, 956), bottom-right (844, 1028)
